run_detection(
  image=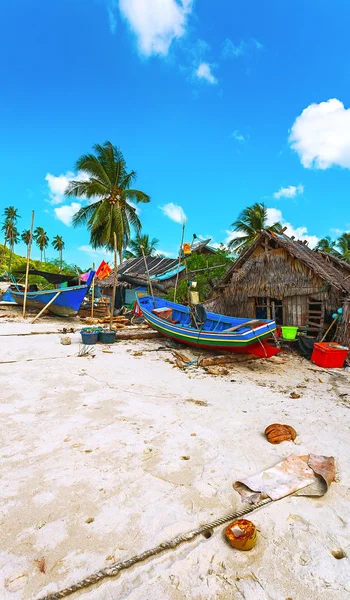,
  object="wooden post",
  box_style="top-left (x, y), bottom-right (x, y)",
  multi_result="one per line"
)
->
top-left (23, 210), bottom-right (35, 318)
top-left (174, 222), bottom-right (185, 302)
top-left (30, 291), bottom-right (61, 324)
top-left (110, 233), bottom-right (118, 331)
top-left (91, 262), bottom-right (95, 318)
